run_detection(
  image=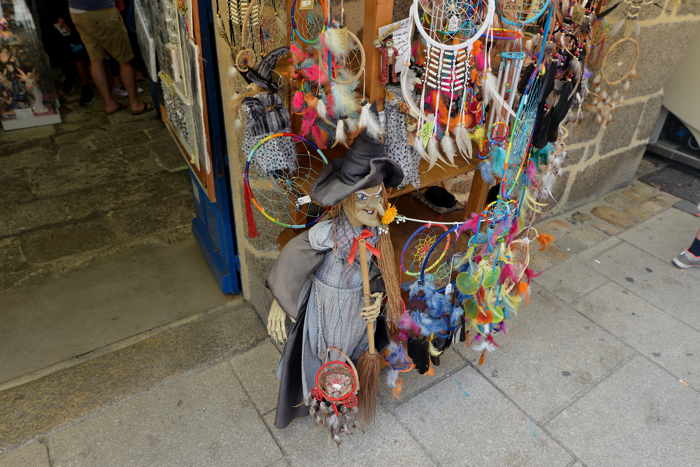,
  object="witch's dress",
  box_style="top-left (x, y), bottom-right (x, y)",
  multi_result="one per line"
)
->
top-left (266, 132), bottom-right (403, 428)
